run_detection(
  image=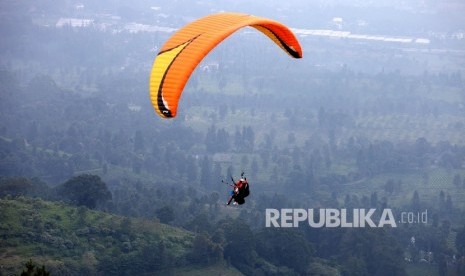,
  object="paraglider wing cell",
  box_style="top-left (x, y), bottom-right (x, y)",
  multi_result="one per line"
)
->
top-left (149, 12), bottom-right (303, 118)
